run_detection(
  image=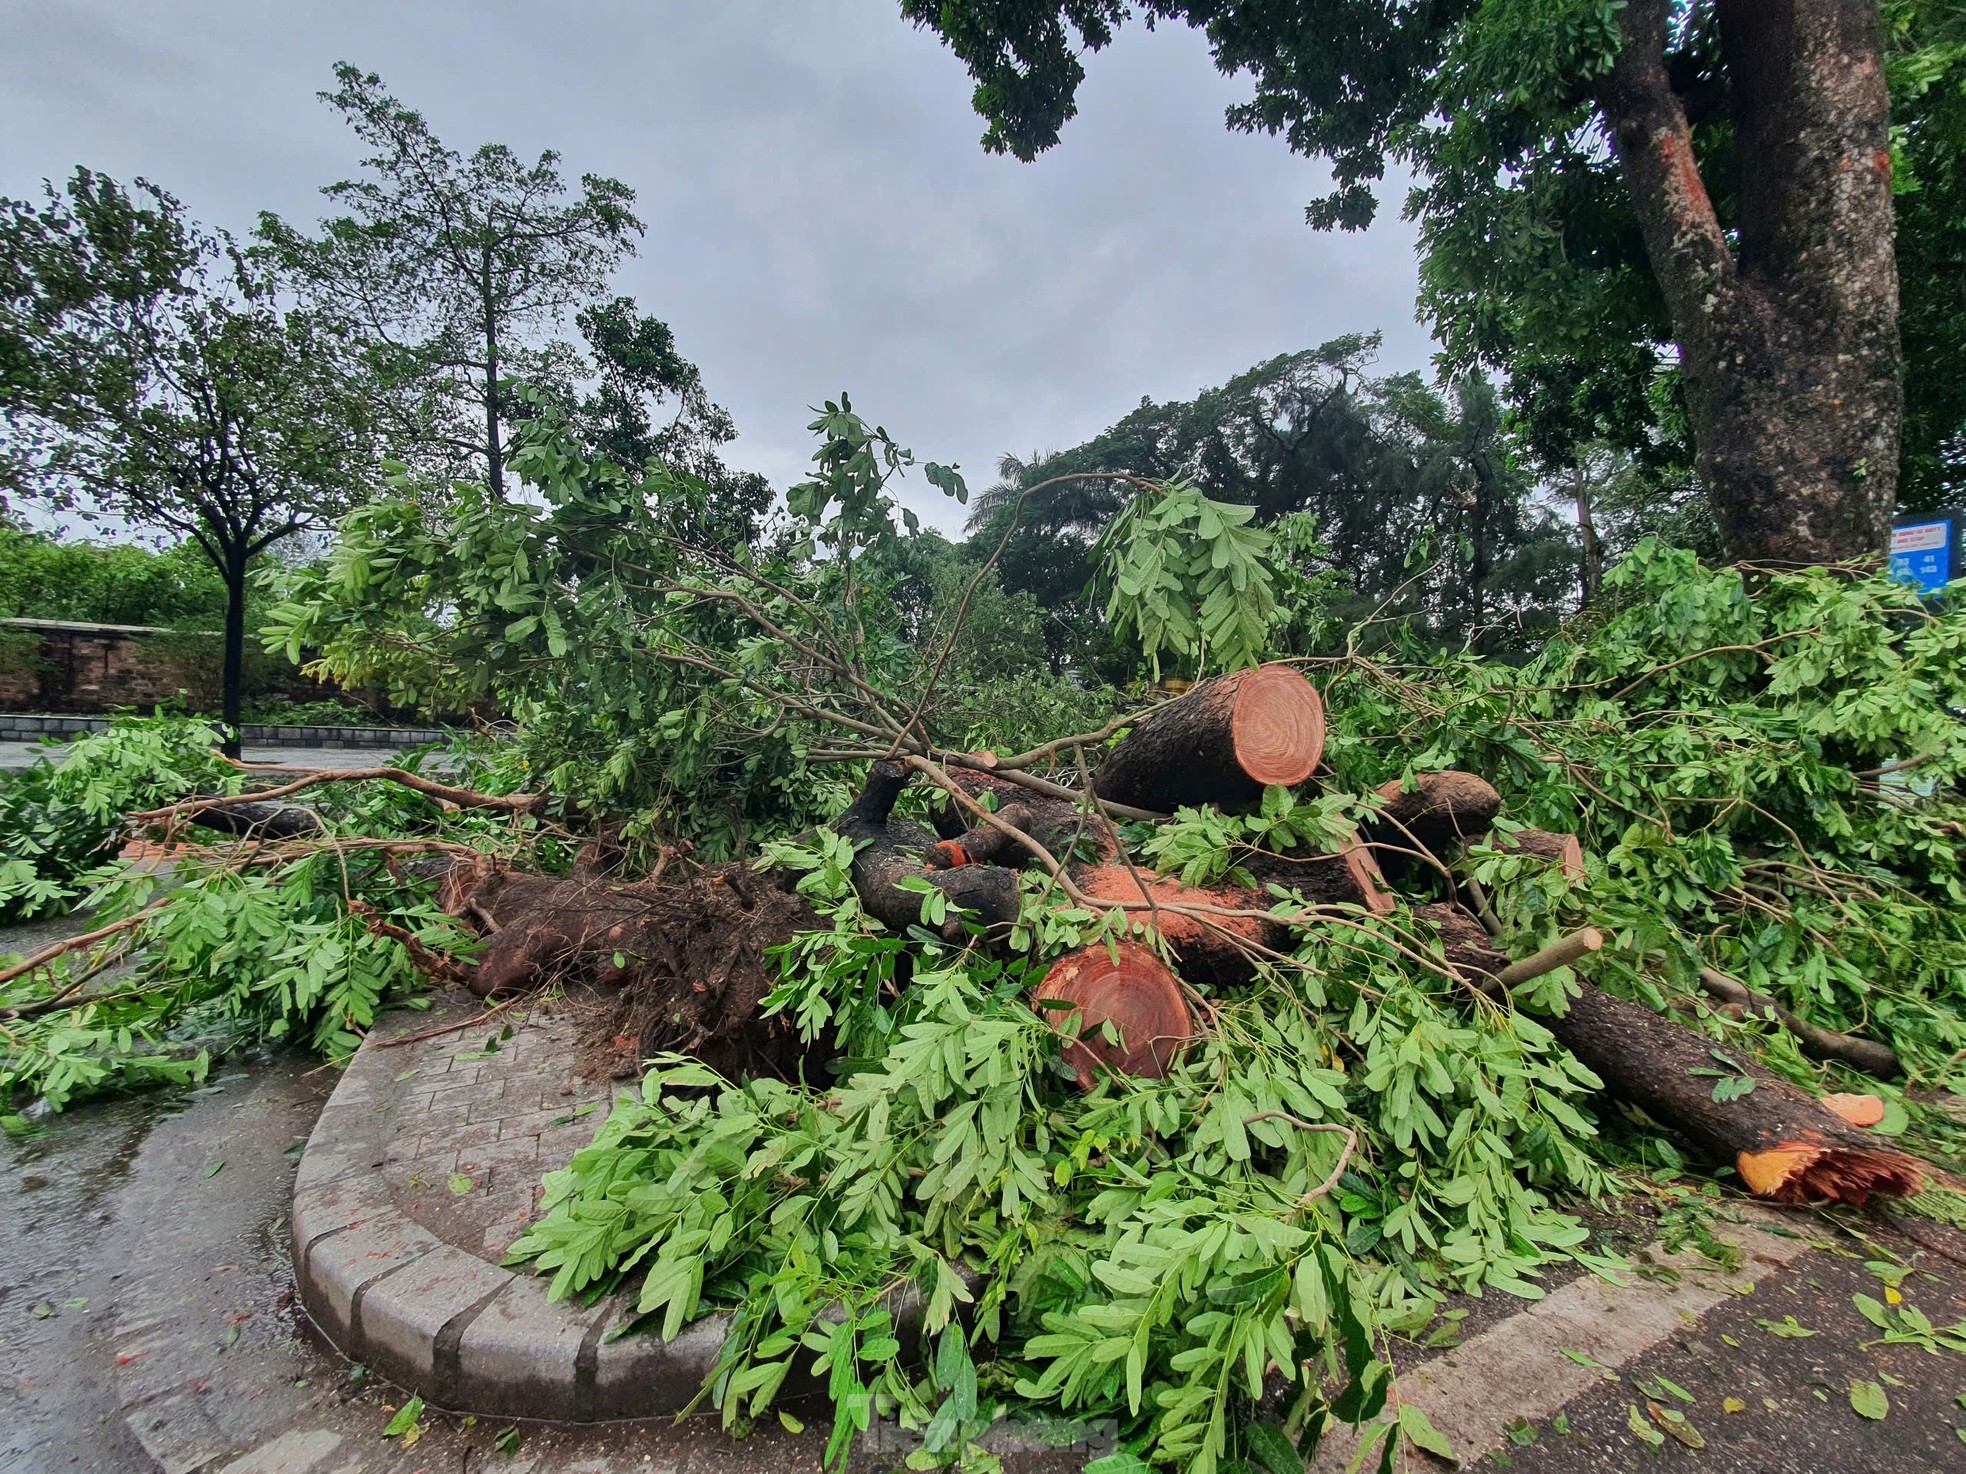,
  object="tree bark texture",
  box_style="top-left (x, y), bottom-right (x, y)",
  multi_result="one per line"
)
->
top-left (1596, 0), bottom-right (1900, 563)
top-left (220, 540), bottom-right (248, 759)
top-left (1367, 771), bottom-right (1502, 856)
top-left (835, 761), bottom-right (1021, 940)
top-left (1541, 979), bottom-right (1924, 1204)
top-left (1093, 664), bottom-right (1325, 813)
top-left (925, 769), bottom-right (1120, 869)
